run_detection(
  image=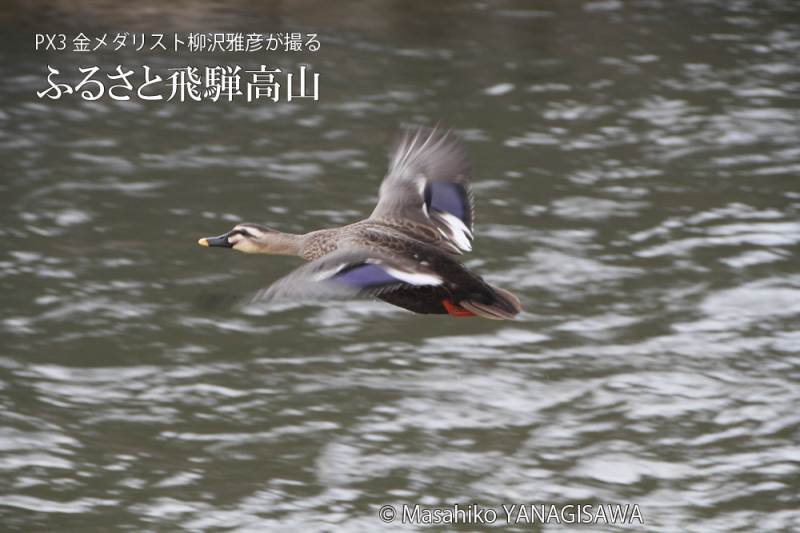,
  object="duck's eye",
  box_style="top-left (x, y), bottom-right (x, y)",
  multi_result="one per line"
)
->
top-left (236, 229), bottom-right (251, 238)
